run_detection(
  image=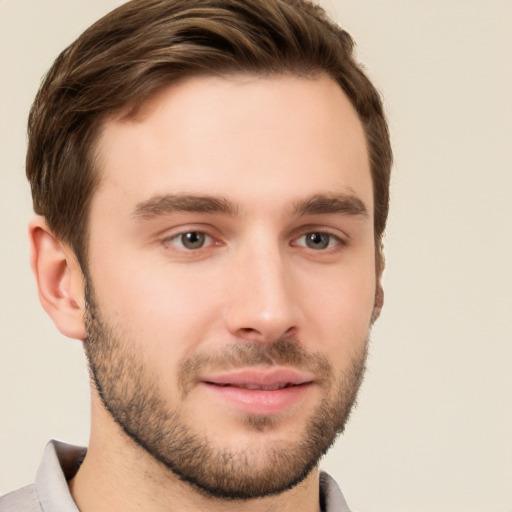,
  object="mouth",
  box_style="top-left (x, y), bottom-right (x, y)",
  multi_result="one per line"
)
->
top-left (199, 368), bottom-right (315, 415)
top-left (209, 381), bottom-right (303, 391)
top-left (202, 367), bottom-right (313, 388)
